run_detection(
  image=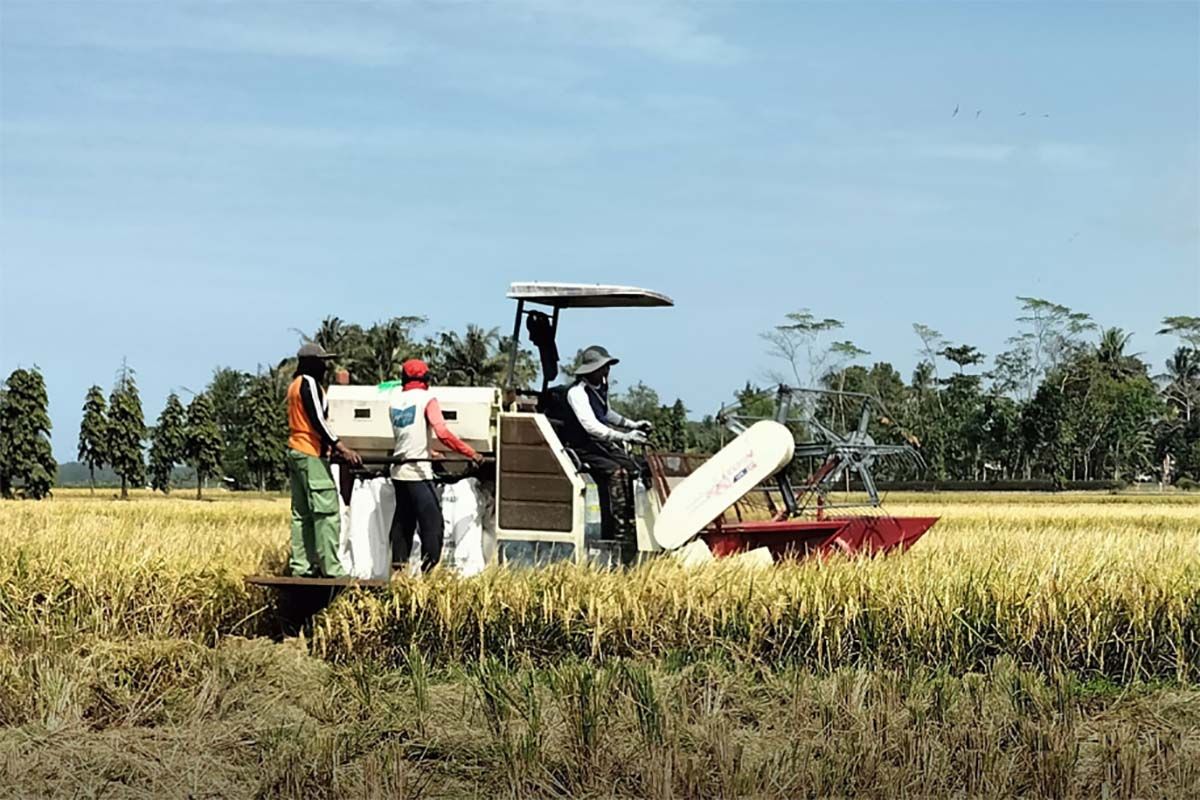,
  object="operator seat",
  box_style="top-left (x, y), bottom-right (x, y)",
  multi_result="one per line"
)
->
top-left (539, 385), bottom-right (588, 474)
